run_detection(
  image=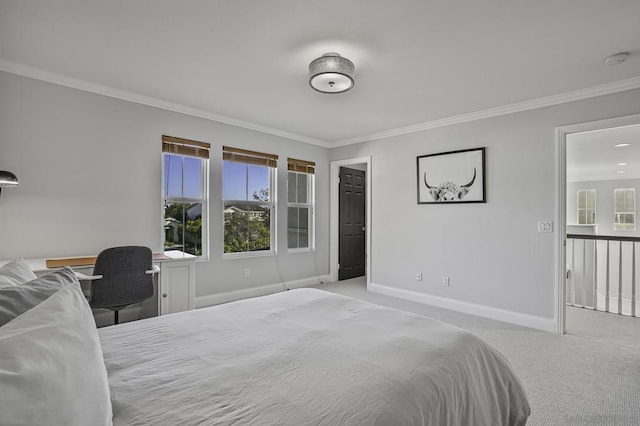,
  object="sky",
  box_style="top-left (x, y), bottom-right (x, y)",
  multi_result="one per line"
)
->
top-left (222, 161), bottom-right (270, 201)
top-left (164, 154), bottom-right (269, 201)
